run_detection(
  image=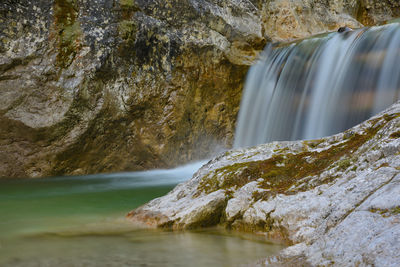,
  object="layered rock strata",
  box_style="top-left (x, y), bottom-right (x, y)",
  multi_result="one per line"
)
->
top-left (128, 101), bottom-right (400, 266)
top-left (1, 0), bottom-right (399, 177)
